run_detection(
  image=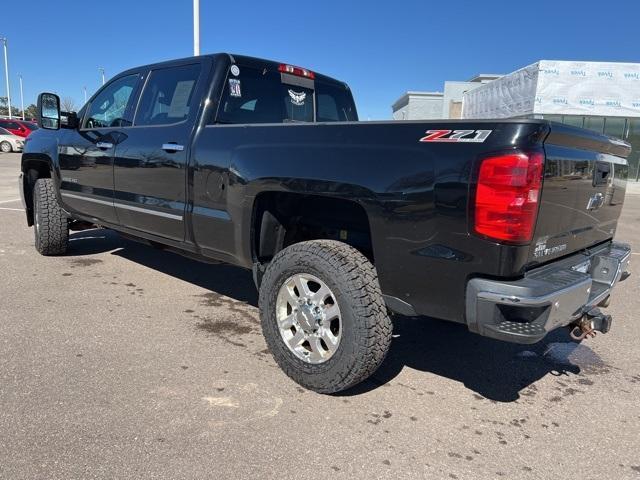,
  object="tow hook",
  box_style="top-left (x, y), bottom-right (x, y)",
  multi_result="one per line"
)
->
top-left (569, 307), bottom-right (612, 341)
